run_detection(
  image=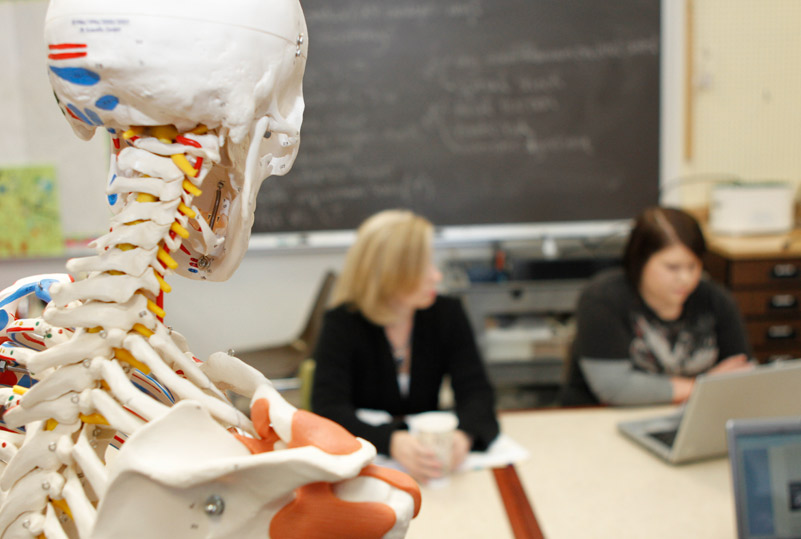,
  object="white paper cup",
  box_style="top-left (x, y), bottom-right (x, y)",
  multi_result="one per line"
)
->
top-left (409, 411), bottom-right (459, 473)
